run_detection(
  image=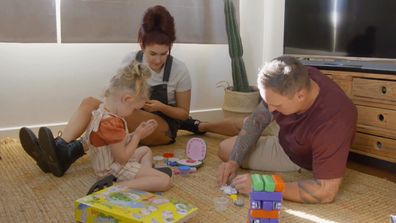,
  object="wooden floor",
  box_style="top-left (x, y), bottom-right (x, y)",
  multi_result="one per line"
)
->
top-left (347, 152), bottom-right (396, 183)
